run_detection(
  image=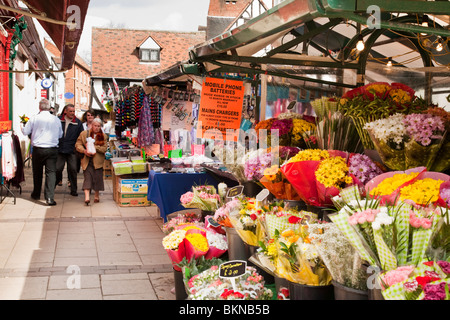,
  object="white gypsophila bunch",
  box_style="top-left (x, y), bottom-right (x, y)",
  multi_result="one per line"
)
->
top-left (308, 223), bottom-right (367, 290)
top-left (364, 113), bottom-right (406, 147)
